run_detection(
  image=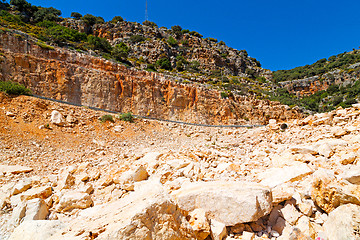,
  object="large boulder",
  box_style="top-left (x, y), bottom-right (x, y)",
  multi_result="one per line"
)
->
top-left (323, 204), bottom-right (360, 240)
top-left (8, 220), bottom-right (66, 240)
top-left (48, 180), bottom-right (196, 239)
top-left (171, 181), bottom-right (272, 226)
